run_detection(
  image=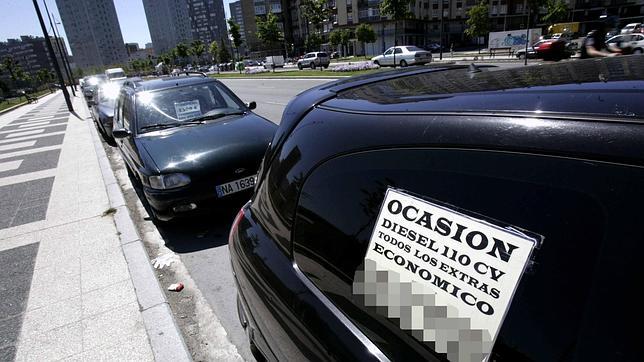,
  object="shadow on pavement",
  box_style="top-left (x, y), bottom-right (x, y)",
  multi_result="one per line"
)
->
top-left (130, 179), bottom-right (241, 254)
